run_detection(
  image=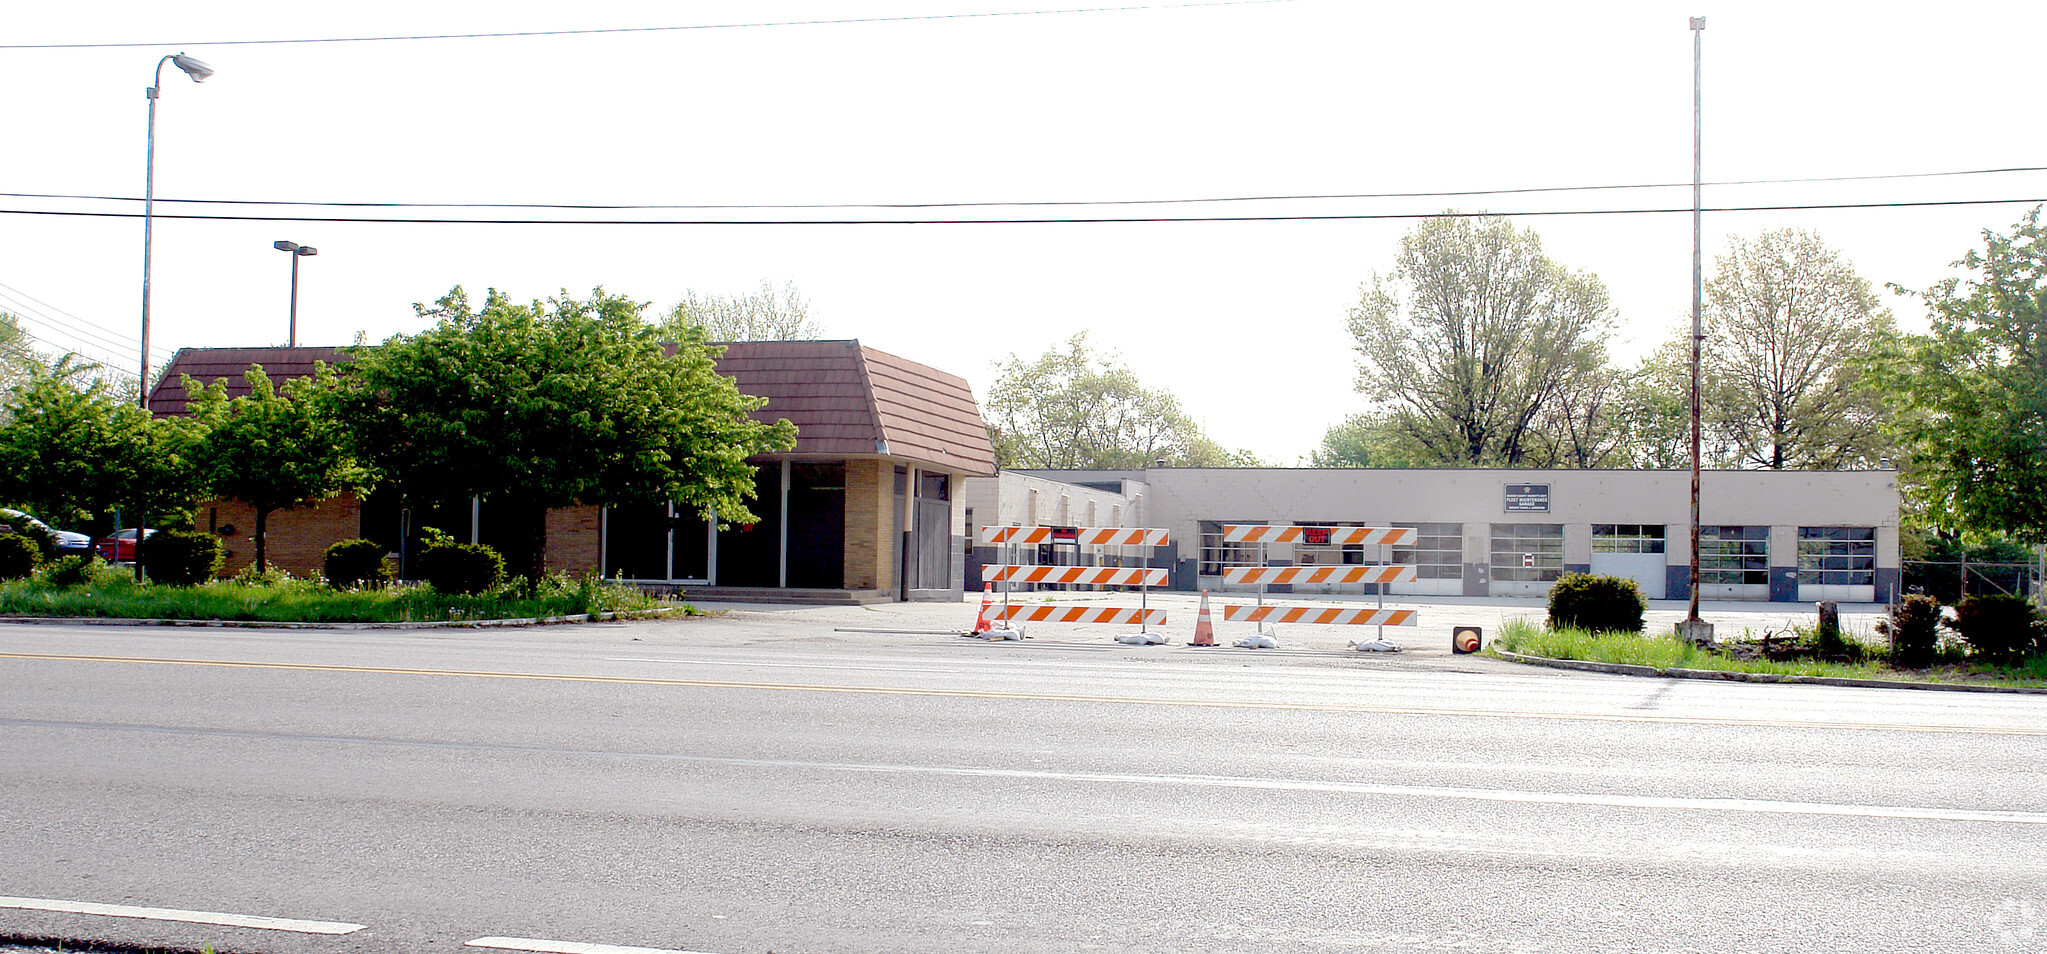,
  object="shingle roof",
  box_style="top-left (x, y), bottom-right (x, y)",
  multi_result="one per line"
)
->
top-left (149, 340), bottom-right (997, 476)
top-left (146, 346), bottom-right (350, 417)
top-left (714, 340), bottom-right (997, 476)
